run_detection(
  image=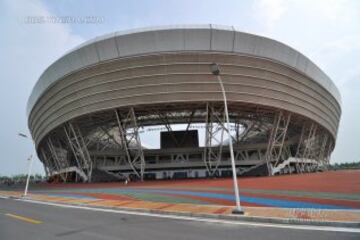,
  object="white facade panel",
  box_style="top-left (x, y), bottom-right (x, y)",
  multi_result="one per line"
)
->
top-left (77, 44), bottom-right (100, 66)
top-left (115, 31), bottom-right (157, 57)
top-left (254, 38), bottom-right (298, 68)
top-left (293, 51), bottom-right (308, 73)
top-left (184, 28), bottom-right (211, 51)
top-left (95, 33), bottom-right (119, 61)
top-left (211, 25), bottom-right (235, 52)
top-left (51, 56), bottom-right (71, 82)
top-left (233, 31), bottom-right (258, 55)
top-left (154, 29), bottom-right (185, 52)
top-left (41, 66), bottom-right (57, 92)
top-left (65, 50), bottom-right (84, 73)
